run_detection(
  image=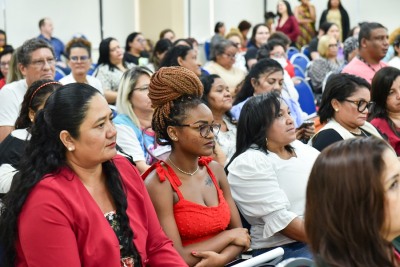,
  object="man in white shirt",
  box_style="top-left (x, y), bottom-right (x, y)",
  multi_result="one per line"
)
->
top-left (0, 38), bottom-right (55, 142)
